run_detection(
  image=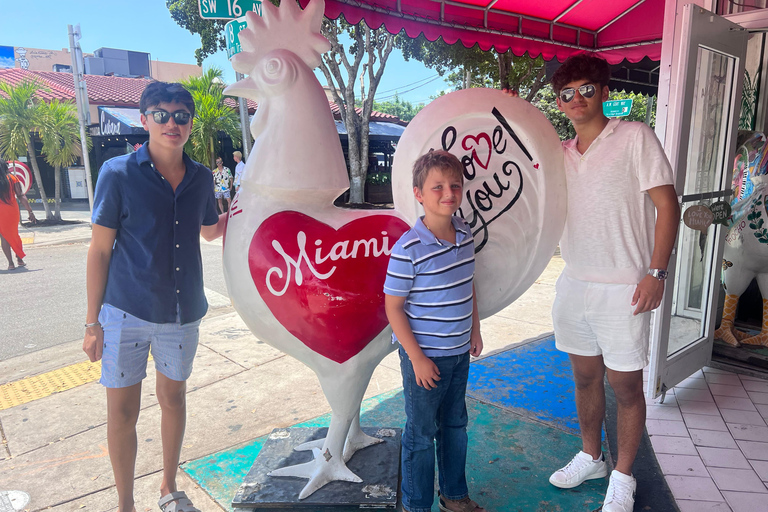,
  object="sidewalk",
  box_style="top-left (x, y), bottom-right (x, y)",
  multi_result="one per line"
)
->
top-left (2, 205), bottom-right (767, 511)
top-left (19, 202), bottom-right (93, 248)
